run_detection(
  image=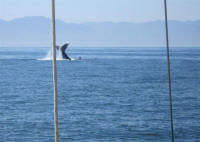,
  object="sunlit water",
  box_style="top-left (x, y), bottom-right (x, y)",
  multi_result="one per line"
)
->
top-left (0, 47), bottom-right (199, 142)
